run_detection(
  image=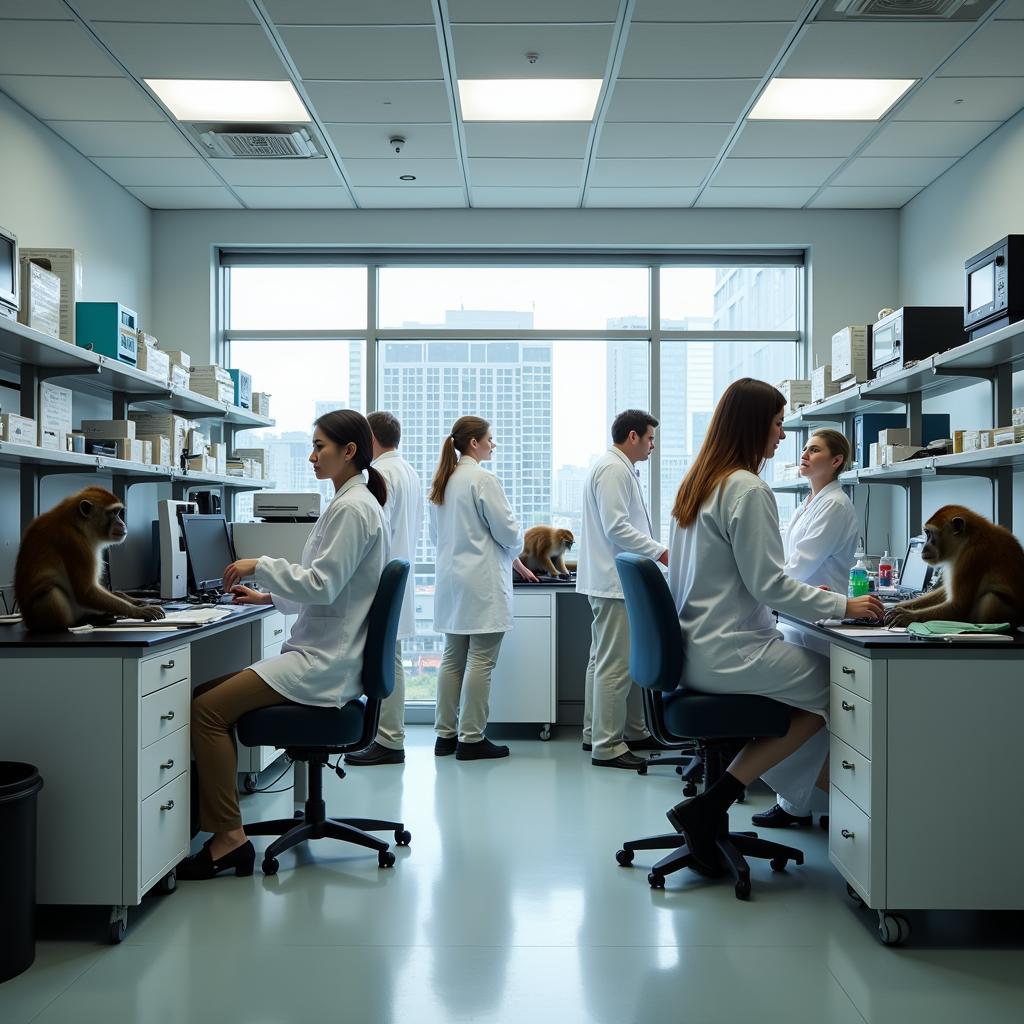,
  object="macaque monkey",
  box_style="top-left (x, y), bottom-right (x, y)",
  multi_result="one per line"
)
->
top-left (884, 505), bottom-right (1024, 629)
top-left (520, 526), bottom-right (575, 578)
top-left (14, 486), bottom-right (167, 632)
